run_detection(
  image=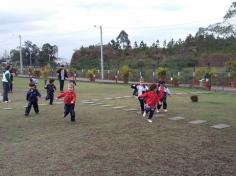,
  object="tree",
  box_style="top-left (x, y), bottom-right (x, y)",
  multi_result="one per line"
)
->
top-left (134, 41), bottom-right (138, 48)
top-left (109, 39), bottom-right (120, 50)
top-left (116, 30), bottom-right (131, 49)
